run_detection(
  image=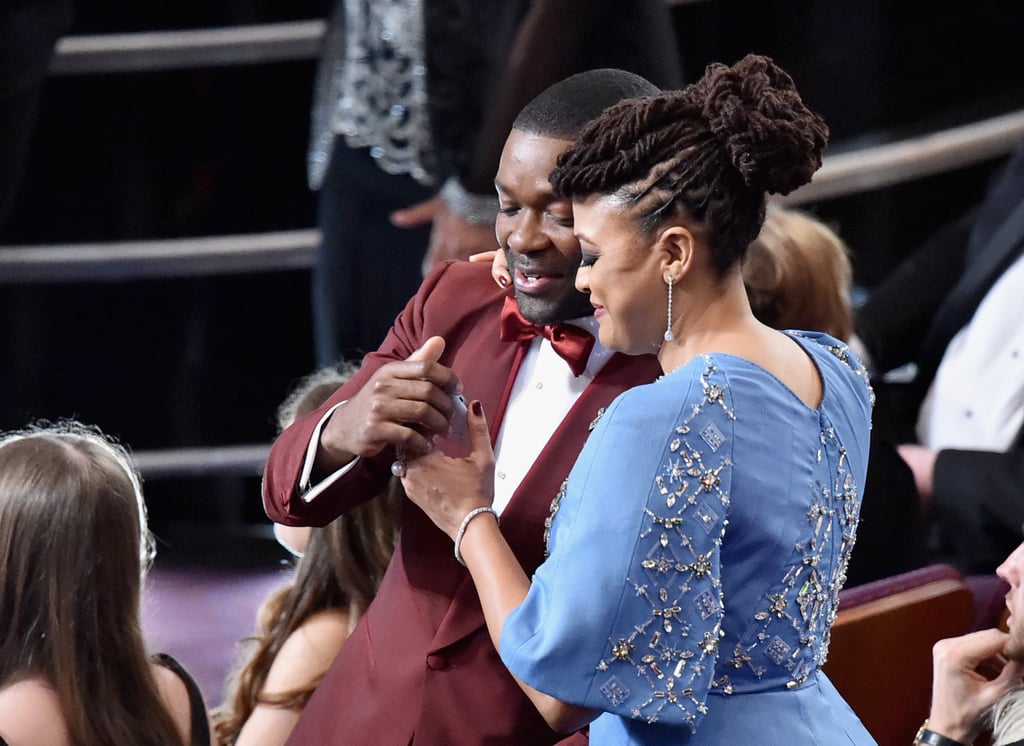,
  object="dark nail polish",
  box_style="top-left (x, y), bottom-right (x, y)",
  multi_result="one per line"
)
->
top-left (471, 400), bottom-right (483, 416)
